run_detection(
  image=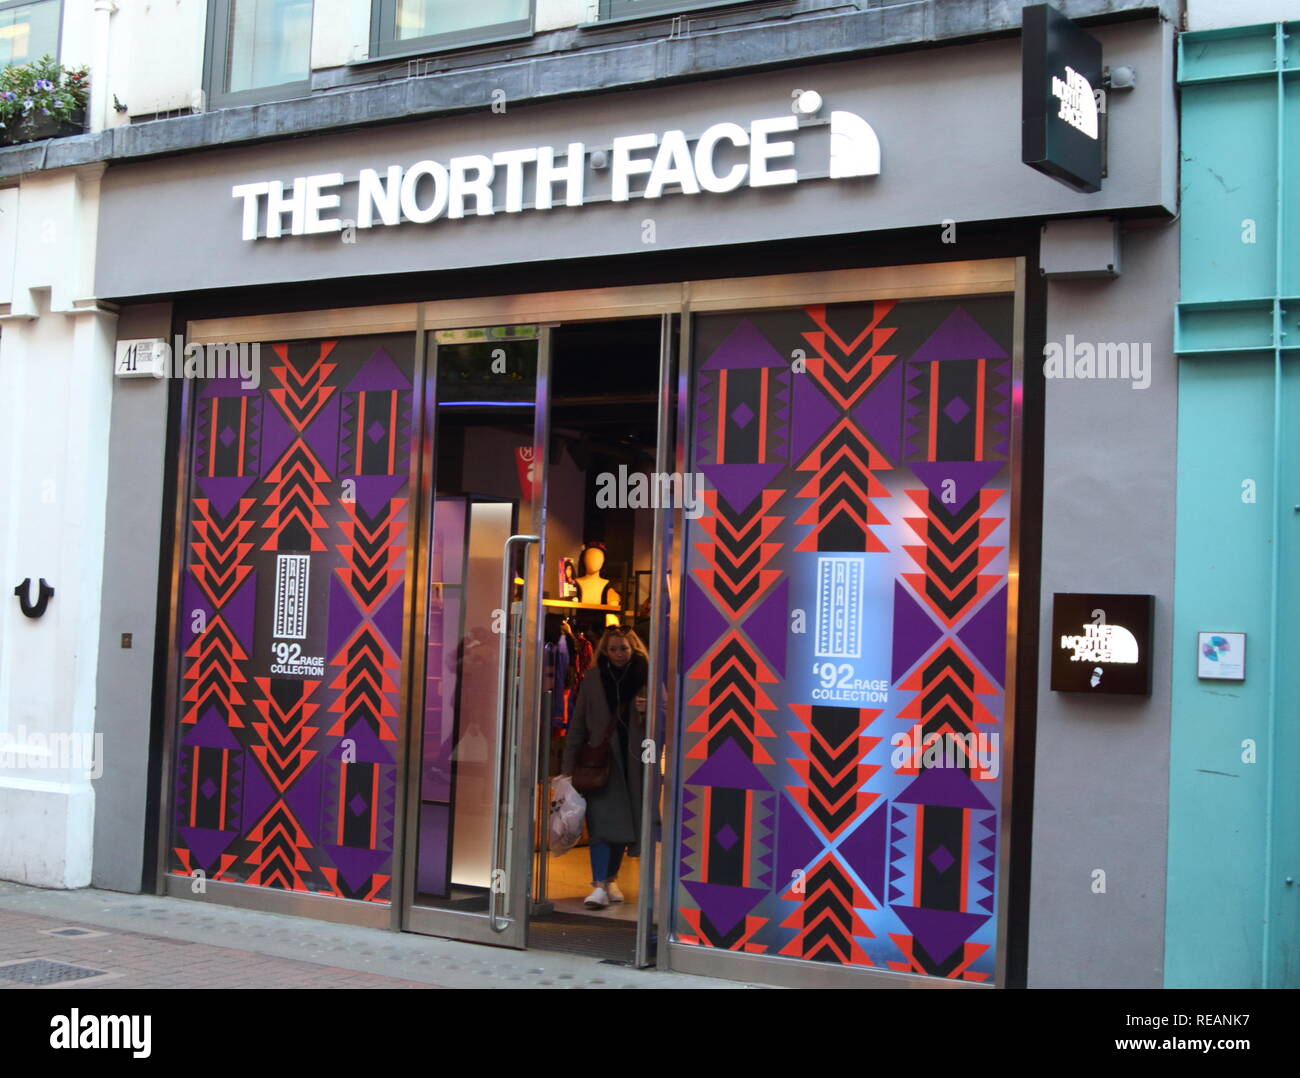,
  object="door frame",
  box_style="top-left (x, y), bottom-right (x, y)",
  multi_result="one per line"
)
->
top-left (167, 259), bottom-right (1025, 975)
